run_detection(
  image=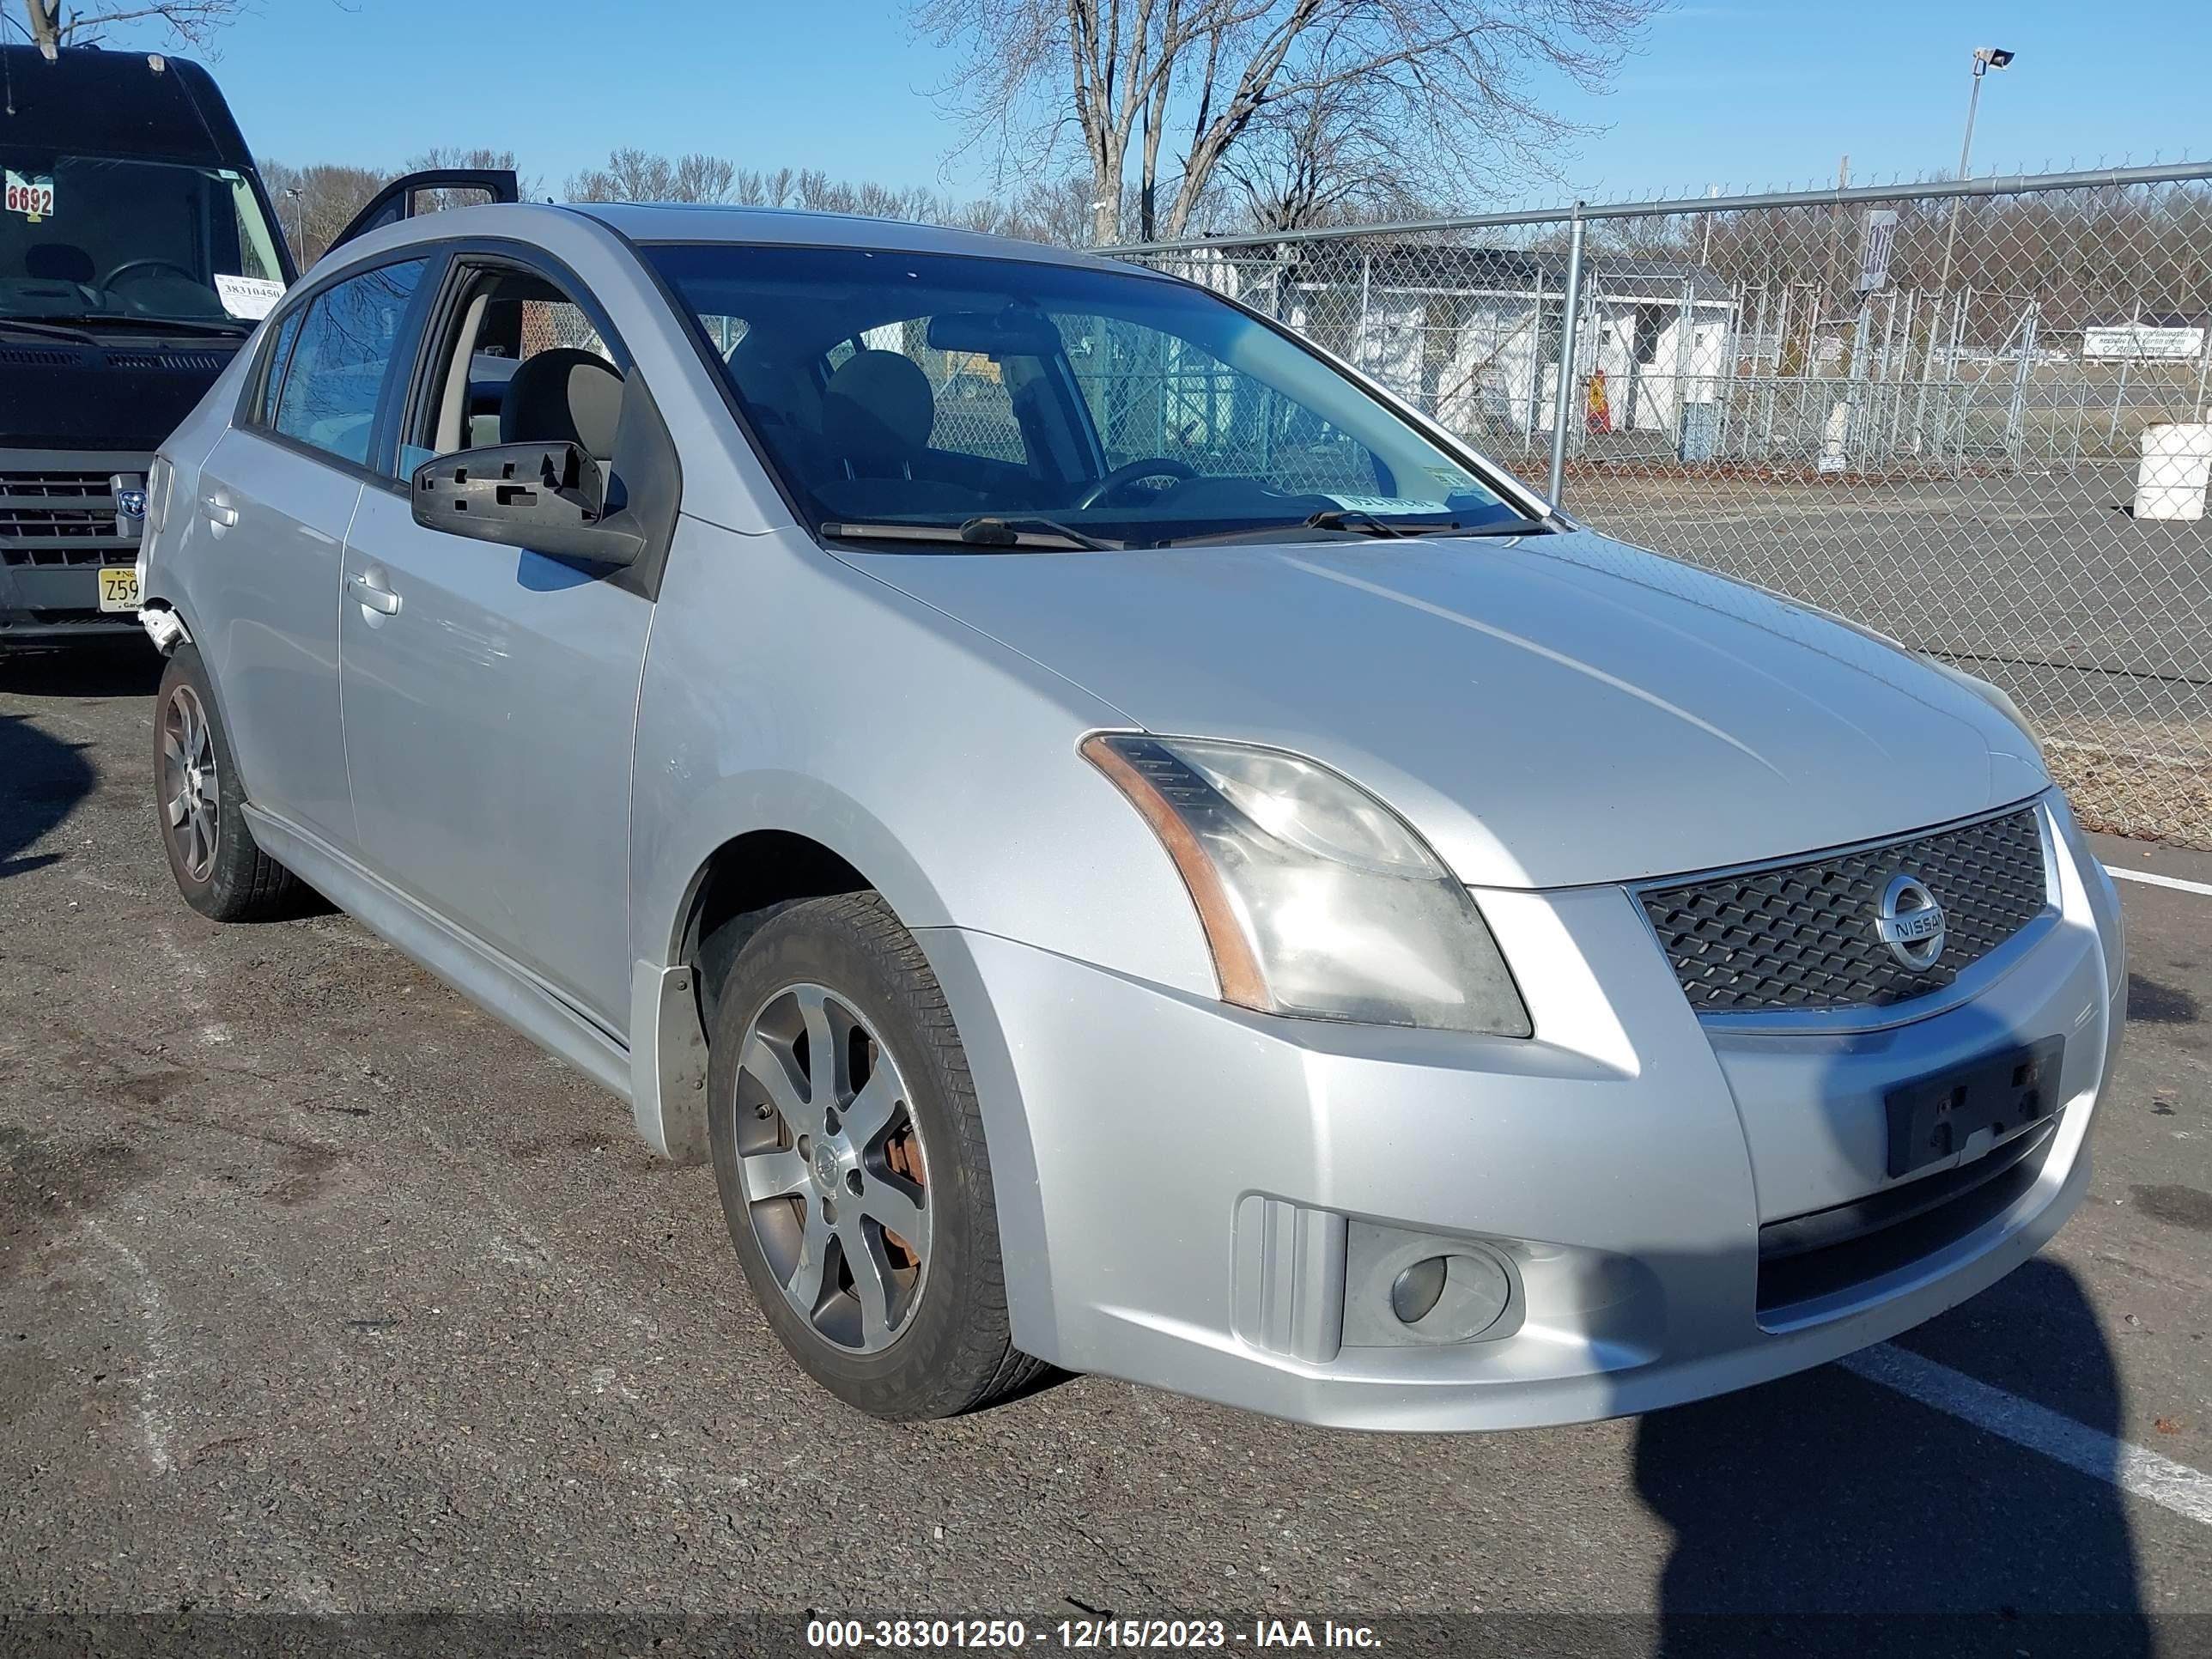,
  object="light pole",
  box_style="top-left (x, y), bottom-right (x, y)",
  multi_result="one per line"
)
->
top-left (1920, 45), bottom-right (2014, 439)
top-left (283, 186), bottom-right (304, 260)
top-left (1933, 48), bottom-right (2014, 329)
